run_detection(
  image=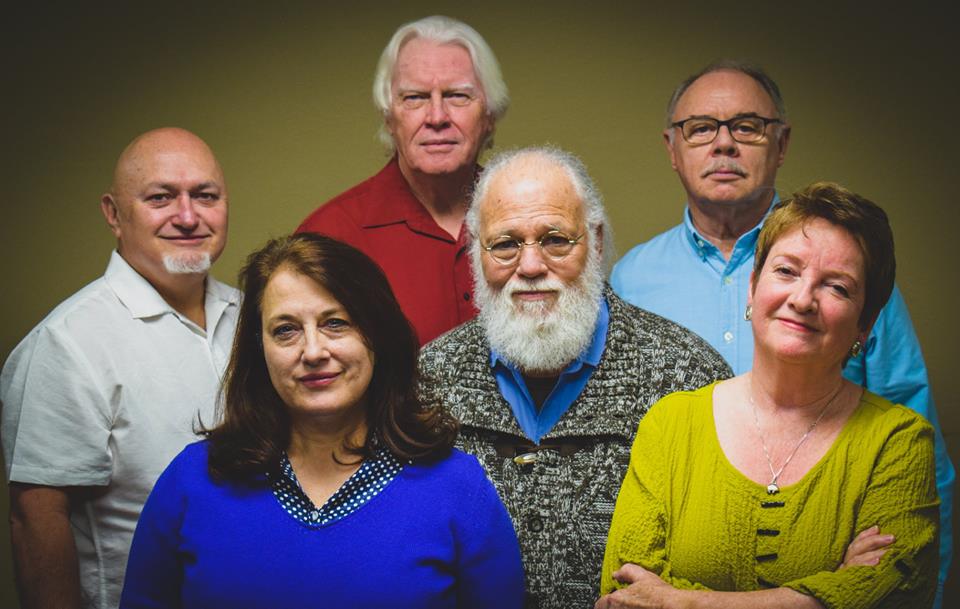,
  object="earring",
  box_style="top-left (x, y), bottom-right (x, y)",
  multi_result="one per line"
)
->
top-left (744, 305), bottom-right (752, 321)
top-left (850, 340), bottom-right (863, 358)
